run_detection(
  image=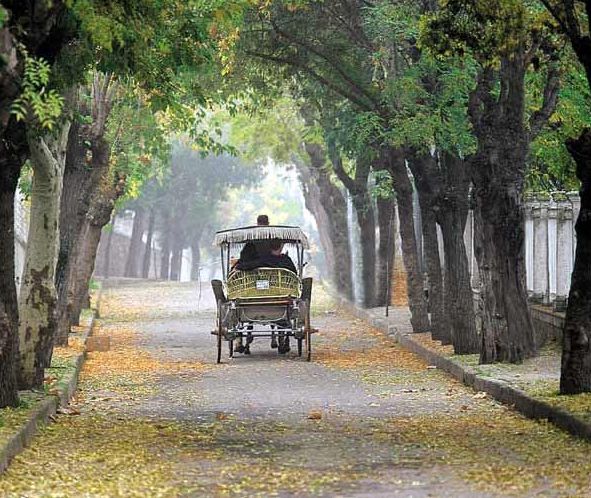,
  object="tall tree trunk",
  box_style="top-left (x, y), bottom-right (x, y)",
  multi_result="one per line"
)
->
top-left (159, 211), bottom-right (172, 281)
top-left (170, 244), bottom-right (183, 282)
top-left (18, 123), bottom-right (70, 389)
top-left (296, 158), bottom-right (337, 285)
top-left (375, 197), bottom-right (396, 307)
top-left (351, 194), bottom-right (377, 307)
top-left (560, 129), bottom-right (591, 393)
top-left (190, 239), bottom-right (201, 281)
top-left (386, 148), bottom-right (430, 332)
top-left (55, 76), bottom-right (117, 346)
top-left (124, 207), bottom-right (146, 278)
top-left (329, 147), bottom-right (375, 307)
top-left (103, 220), bottom-right (115, 279)
top-left (70, 172), bottom-right (125, 326)
top-left (302, 144), bottom-right (353, 299)
top-left (408, 154), bottom-right (446, 341)
top-left (0, 125), bottom-right (26, 407)
top-left (470, 59), bottom-right (537, 364)
top-left (437, 153), bottom-right (478, 354)
top-left (142, 208), bottom-right (155, 279)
